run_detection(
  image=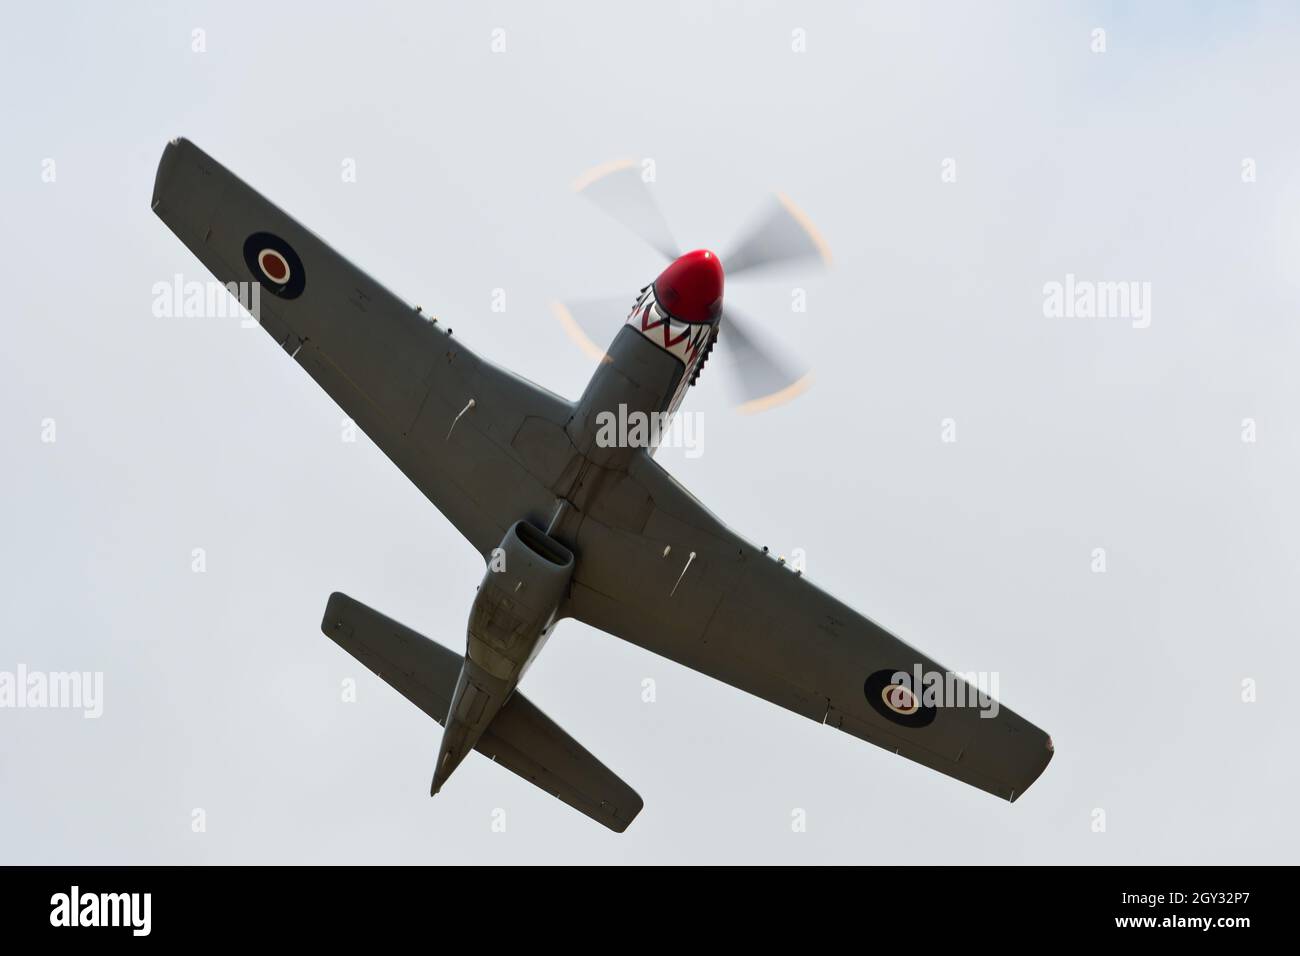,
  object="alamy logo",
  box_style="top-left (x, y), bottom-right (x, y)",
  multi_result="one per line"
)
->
top-left (1042, 273), bottom-right (1151, 329)
top-left (595, 404), bottom-right (704, 458)
top-left (50, 886), bottom-right (151, 936)
top-left (152, 273), bottom-right (262, 321)
top-left (0, 665), bottom-right (102, 718)
top-left (892, 665), bottom-right (1001, 719)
